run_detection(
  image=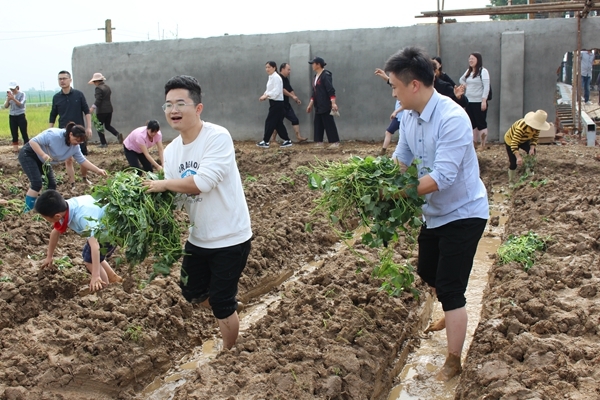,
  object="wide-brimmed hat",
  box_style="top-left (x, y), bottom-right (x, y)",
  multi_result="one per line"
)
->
top-left (524, 110), bottom-right (550, 131)
top-left (88, 72), bottom-right (106, 84)
top-left (8, 81), bottom-right (18, 90)
top-left (308, 57), bottom-right (326, 67)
